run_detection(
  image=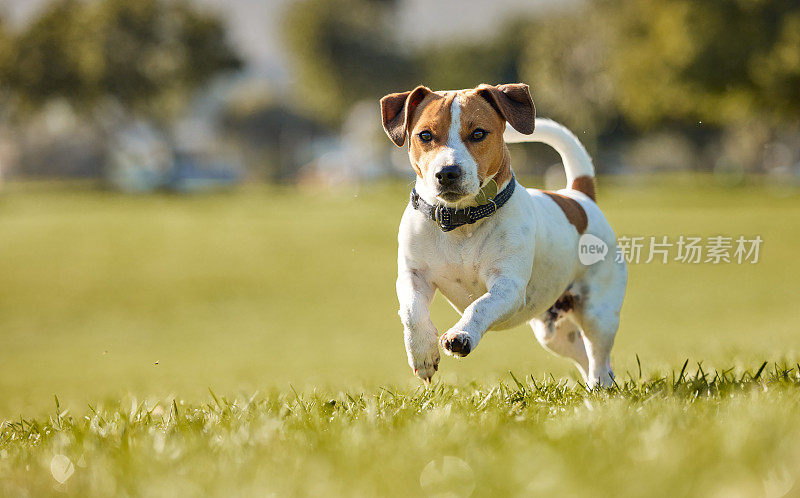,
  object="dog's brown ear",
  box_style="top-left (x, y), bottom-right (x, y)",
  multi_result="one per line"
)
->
top-left (476, 83), bottom-right (535, 134)
top-left (380, 86), bottom-right (431, 147)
